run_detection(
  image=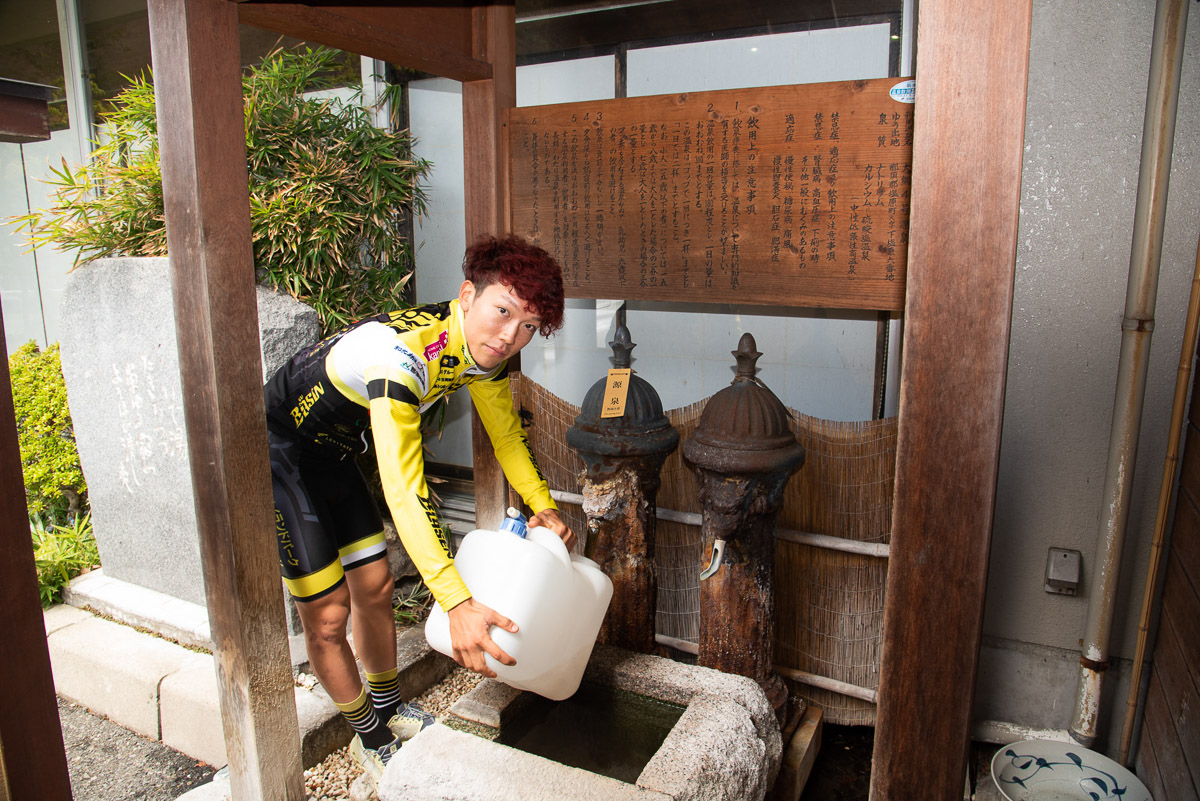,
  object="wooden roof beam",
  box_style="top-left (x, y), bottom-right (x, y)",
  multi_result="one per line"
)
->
top-left (236, 3), bottom-right (493, 82)
top-left (0, 78), bottom-right (53, 143)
